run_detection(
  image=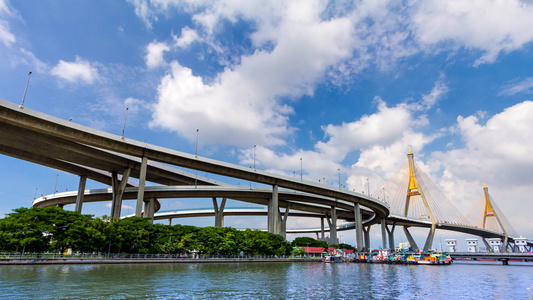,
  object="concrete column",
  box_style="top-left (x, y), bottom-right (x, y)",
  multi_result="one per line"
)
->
top-left (386, 223), bottom-right (396, 250)
top-left (330, 206), bottom-right (337, 244)
top-left (320, 218), bottom-right (325, 241)
top-left (403, 227), bottom-right (419, 251)
top-left (75, 175), bottom-right (87, 213)
top-left (354, 202), bottom-right (363, 251)
top-left (482, 238), bottom-right (491, 252)
top-left (381, 218), bottom-right (388, 249)
top-left (136, 156), bottom-right (148, 217)
top-left (110, 171), bottom-right (118, 218)
top-left (213, 197), bottom-right (226, 227)
top-left (363, 226), bottom-right (370, 250)
top-left (168, 218), bottom-right (172, 226)
top-left (112, 168), bottom-right (130, 220)
top-left (279, 206), bottom-right (290, 238)
top-left (272, 184), bottom-right (279, 234)
top-left (423, 223), bottom-right (436, 252)
top-left (267, 198), bottom-right (272, 233)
